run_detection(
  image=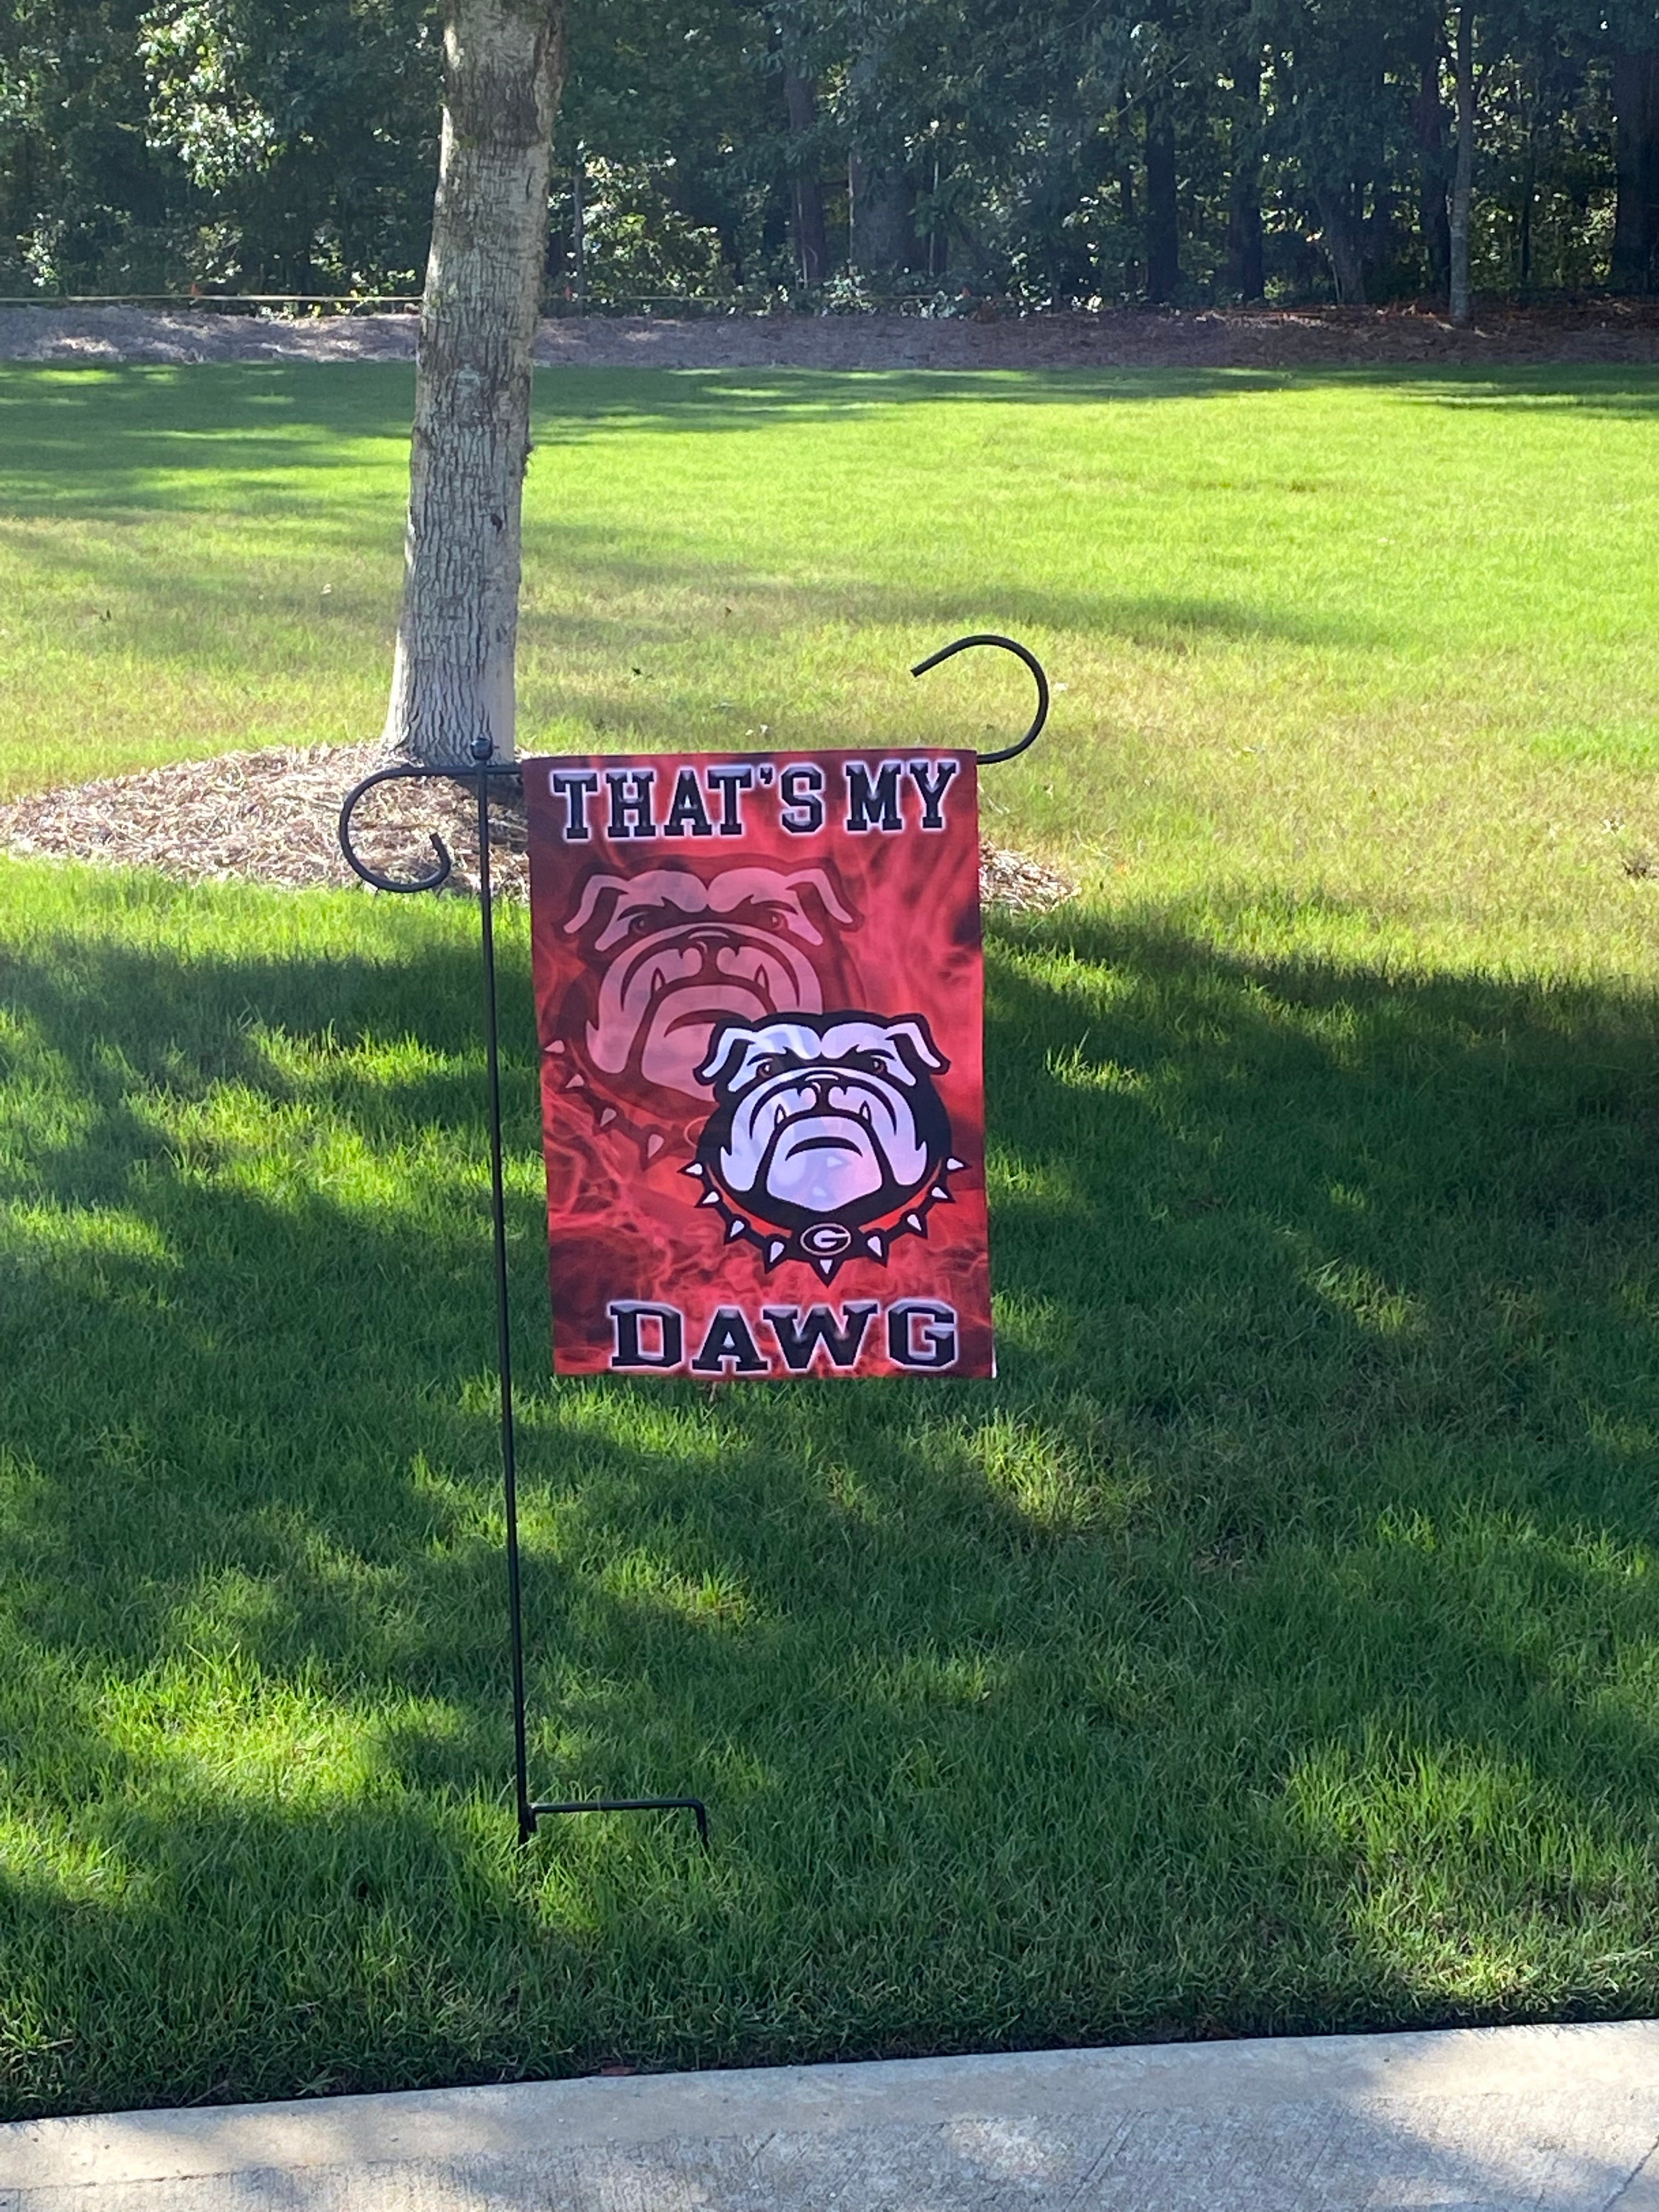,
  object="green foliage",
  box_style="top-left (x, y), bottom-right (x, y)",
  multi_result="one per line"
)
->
top-left (557, 0), bottom-right (781, 295)
top-left (2, 1), bottom-right (1656, 306)
top-left (9, 364), bottom-right (1659, 2114)
top-left (566, 157), bottom-right (731, 306)
top-left (137, 0), bottom-right (439, 291)
top-left (1469, 21), bottom-right (1615, 298)
top-left (0, 0), bottom-right (437, 294)
top-left (0, 0), bottom-right (181, 291)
